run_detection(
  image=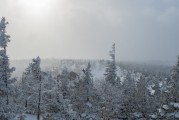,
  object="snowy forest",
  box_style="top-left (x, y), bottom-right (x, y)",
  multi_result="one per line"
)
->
top-left (1, 16), bottom-right (179, 120)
